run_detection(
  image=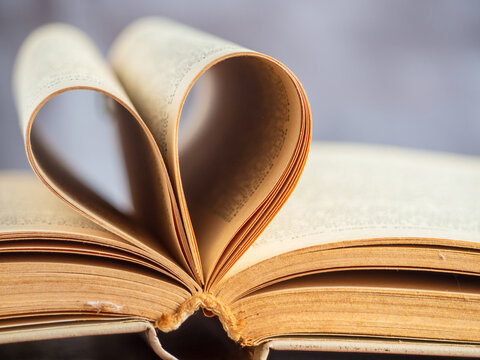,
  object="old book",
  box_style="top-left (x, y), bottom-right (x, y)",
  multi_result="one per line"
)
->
top-left (1, 17), bottom-right (480, 359)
